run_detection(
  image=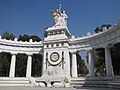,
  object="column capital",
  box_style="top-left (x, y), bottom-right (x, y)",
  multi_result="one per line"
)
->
top-left (70, 50), bottom-right (77, 54)
top-left (103, 44), bottom-right (113, 49)
top-left (11, 52), bottom-right (18, 55)
top-left (86, 48), bottom-right (93, 53)
top-left (26, 53), bottom-right (33, 56)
